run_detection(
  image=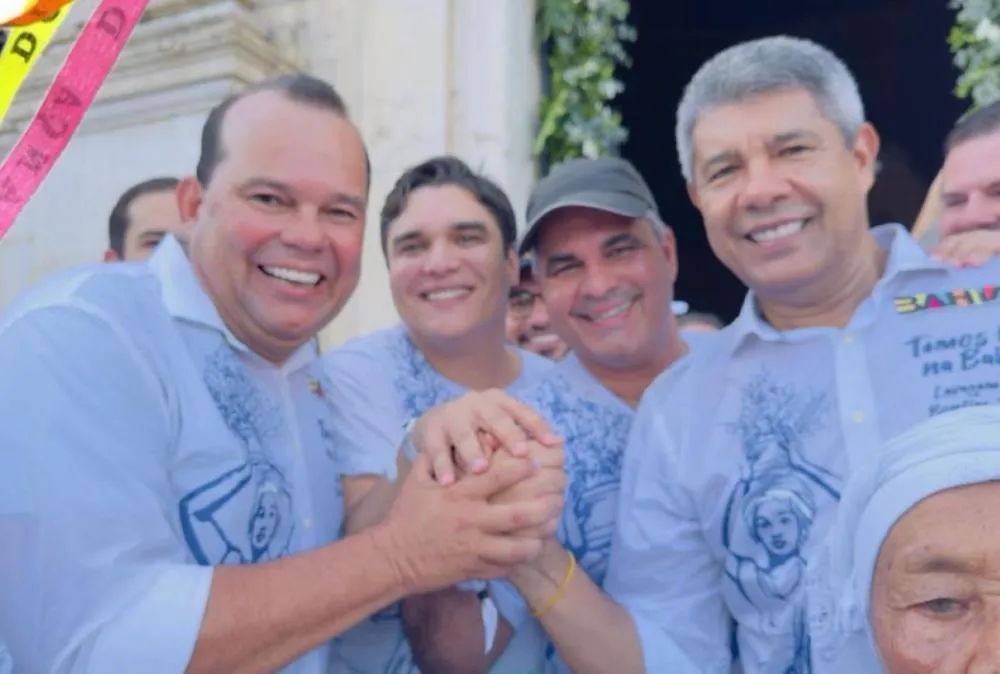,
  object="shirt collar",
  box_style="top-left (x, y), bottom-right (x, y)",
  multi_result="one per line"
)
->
top-left (728, 223), bottom-right (949, 349)
top-left (148, 235), bottom-right (318, 372)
